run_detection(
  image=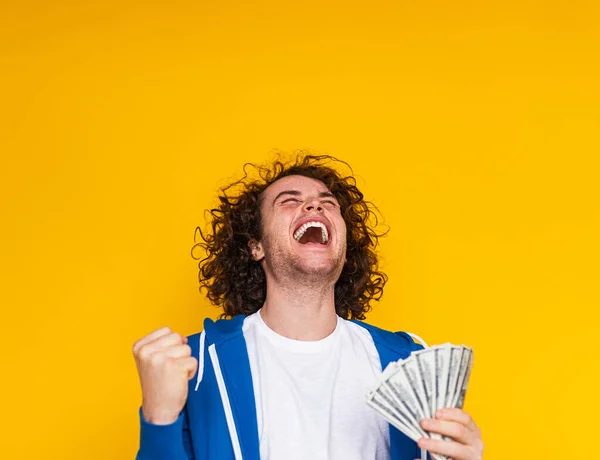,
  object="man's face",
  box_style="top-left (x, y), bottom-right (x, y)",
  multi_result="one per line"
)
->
top-left (251, 175), bottom-right (347, 283)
